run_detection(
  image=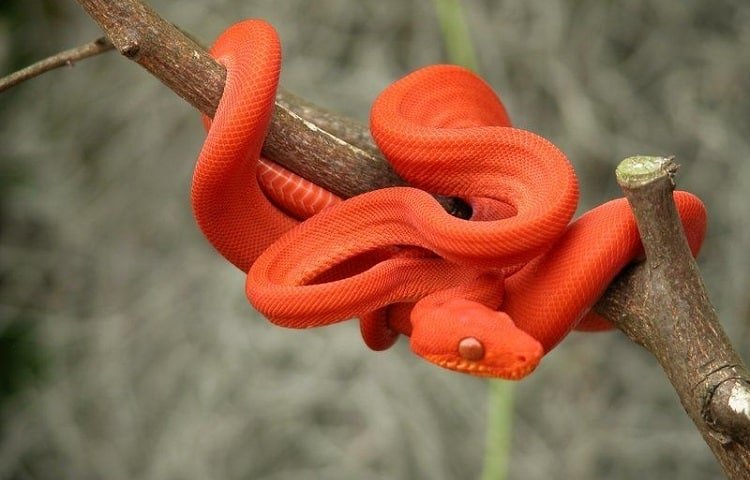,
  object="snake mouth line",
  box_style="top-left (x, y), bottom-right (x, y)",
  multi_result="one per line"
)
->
top-left (427, 356), bottom-right (539, 380)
